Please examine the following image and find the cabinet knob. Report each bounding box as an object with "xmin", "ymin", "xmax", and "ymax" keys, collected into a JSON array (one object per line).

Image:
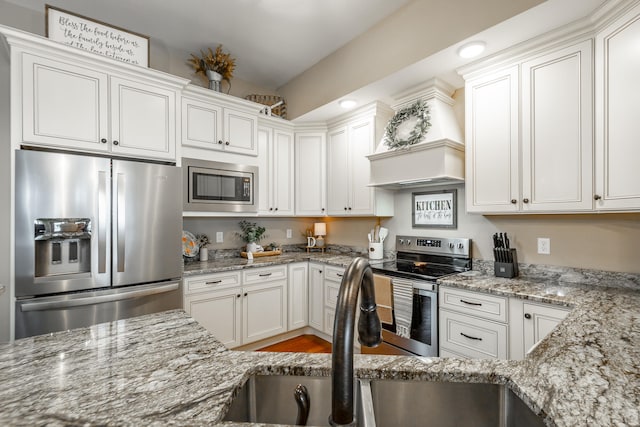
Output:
[
  {"xmin": 321, "ymin": 208, "xmax": 325, "ymax": 212},
  {"xmin": 344, "ymin": 207, "xmax": 347, "ymax": 211},
  {"xmin": 524, "ymin": 313, "xmax": 532, "ymax": 319},
  {"xmin": 348, "ymin": 207, "xmax": 352, "ymax": 210},
  {"xmin": 523, "ymin": 198, "xmax": 529, "ymax": 204},
  {"xmin": 218, "ymin": 140, "xmax": 223, "ymax": 145},
  {"xmin": 594, "ymin": 194, "xmax": 602, "ymax": 201},
  {"xmin": 319, "ymin": 270, "xmax": 323, "ymax": 274},
  {"xmin": 269, "ymin": 208, "xmax": 273, "ymax": 211},
  {"xmin": 113, "ymin": 140, "xmax": 119, "ymax": 146},
  {"xmin": 511, "ymin": 199, "xmax": 517, "ymax": 204},
  {"xmin": 225, "ymin": 141, "xmax": 230, "ymax": 146},
  {"xmin": 275, "ymin": 207, "xmax": 278, "ymax": 211},
  {"xmin": 236, "ymin": 294, "xmax": 241, "ymax": 298},
  {"xmin": 101, "ymin": 138, "xmax": 107, "ymax": 144},
  {"xmin": 244, "ymin": 292, "xmax": 248, "ymax": 297}
]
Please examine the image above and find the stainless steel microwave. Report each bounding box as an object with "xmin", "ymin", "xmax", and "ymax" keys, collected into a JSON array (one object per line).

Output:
[{"xmin": 182, "ymin": 158, "xmax": 258, "ymax": 212}]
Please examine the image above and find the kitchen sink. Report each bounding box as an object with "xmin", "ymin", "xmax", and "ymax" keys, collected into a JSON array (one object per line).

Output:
[
  {"xmin": 223, "ymin": 375, "xmax": 545, "ymax": 427},
  {"xmin": 368, "ymin": 379, "xmax": 545, "ymax": 427}
]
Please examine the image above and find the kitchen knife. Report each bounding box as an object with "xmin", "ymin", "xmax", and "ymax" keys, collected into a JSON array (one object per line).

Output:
[{"xmin": 504, "ymin": 232, "xmax": 510, "ymax": 249}]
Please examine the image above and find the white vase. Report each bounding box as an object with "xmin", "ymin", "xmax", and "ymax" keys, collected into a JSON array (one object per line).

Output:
[
  {"xmin": 246, "ymin": 242, "xmax": 259, "ymax": 253},
  {"xmin": 200, "ymin": 247, "xmax": 208, "ymax": 261}
]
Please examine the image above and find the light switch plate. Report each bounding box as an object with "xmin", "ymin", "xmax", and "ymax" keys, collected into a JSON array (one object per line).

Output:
[
  {"xmin": 216, "ymin": 232, "xmax": 223, "ymax": 243},
  {"xmin": 286, "ymin": 229, "xmax": 292, "ymax": 239}
]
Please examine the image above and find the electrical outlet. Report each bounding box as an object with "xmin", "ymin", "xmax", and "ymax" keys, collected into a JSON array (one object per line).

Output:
[
  {"xmin": 216, "ymin": 232, "xmax": 223, "ymax": 243},
  {"xmin": 286, "ymin": 229, "xmax": 292, "ymax": 239},
  {"xmin": 537, "ymin": 238, "xmax": 550, "ymax": 255}
]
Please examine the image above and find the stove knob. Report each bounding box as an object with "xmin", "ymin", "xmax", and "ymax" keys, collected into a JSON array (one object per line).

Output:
[
  {"xmin": 449, "ymin": 243, "xmax": 454, "ymax": 249},
  {"xmin": 398, "ymin": 239, "xmax": 405, "ymax": 245},
  {"xmin": 406, "ymin": 240, "xmax": 411, "ymax": 245},
  {"xmin": 458, "ymin": 243, "xmax": 465, "ymax": 249}
]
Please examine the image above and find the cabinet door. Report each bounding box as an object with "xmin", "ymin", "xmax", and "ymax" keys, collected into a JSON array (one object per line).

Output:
[
  {"xmin": 110, "ymin": 76, "xmax": 176, "ymax": 161},
  {"xmin": 181, "ymin": 96, "xmax": 223, "ymax": 150},
  {"xmin": 243, "ymin": 280, "xmax": 287, "ymax": 344},
  {"xmin": 522, "ymin": 302, "xmax": 569, "ymax": 355},
  {"xmin": 327, "ymin": 127, "xmax": 350, "ymax": 215},
  {"xmin": 223, "ymin": 107, "xmax": 258, "ymax": 156},
  {"xmin": 465, "ymin": 66, "xmax": 520, "ymax": 213},
  {"xmin": 272, "ymin": 129, "xmax": 295, "ymax": 215},
  {"xmin": 257, "ymin": 127, "xmax": 272, "ymax": 214},
  {"xmin": 308, "ymin": 263, "xmax": 324, "ymax": 330},
  {"xmin": 184, "ymin": 287, "xmax": 242, "ymax": 348},
  {"xmin": 22, "ymin": 53, "xmax": 109, "ymax": 152},
  {"xmin": 288, "ymin": 263, "xmax": 309, "ymax": 330},
  {"xmin": 348, "ymin": 119, "xmax": 375, "ymax": 215},
  {"xmin": 521, "ymin": 40, "xmax": 593, "ymax": 211},
  {"xmin": 295, "ymin": 132, "xmax": 327, "ymax": 216},
  {"xmin": 595, "ymin": 3, "xmax": 640, "ymax": 210}
]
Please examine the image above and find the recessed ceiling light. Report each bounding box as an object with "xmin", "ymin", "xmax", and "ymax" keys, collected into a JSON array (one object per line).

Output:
[
  {"xmin": 339, "ymin": 99, "xmax": 357, "ymax": 109},
  {"xmin": 457, "ymin": 41, "xmax": 486, "ymax": 59}
]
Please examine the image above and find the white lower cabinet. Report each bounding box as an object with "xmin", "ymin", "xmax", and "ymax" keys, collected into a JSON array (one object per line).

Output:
[
  {"xmin": 184, "ymin": 266, "xmax": 288, "ymax": 348},
  {"xmin": 288, "ymin": 263, "xmax": 309, "ymax": 330},
  {"xmin": 323, "ymin": 265, "xmax": 345, "ymax": 336},
  {"xmin": 439, "ymin": 286, "xmax": 571, "ymax": 360},
  {"xmin": 308, "ymin": 263, "xmax": 325, "ymax": 331}
]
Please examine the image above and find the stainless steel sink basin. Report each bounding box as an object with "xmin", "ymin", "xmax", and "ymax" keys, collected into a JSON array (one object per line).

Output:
[
  {"xmin": 223, "ymin": 375, "xmax": 545, "ymax": 427},
  {"xmin": 223, "ymin": 375, "xmax": 365, "ymax": 426},
  {"xmin": 368, "ymin": 379, "xmax": 545, "ymax": 427}
]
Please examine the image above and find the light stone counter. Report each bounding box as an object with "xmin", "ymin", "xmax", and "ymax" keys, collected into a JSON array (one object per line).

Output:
[{"xmin": 0, "ymin": 270, "xmax": 638, "ymax": 426}]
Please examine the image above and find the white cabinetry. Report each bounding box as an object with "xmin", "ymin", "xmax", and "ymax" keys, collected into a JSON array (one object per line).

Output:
[
  {"xmin": 183, "ymin": 265, "xmax": 287, "ymax": 348},
  {"xmin": 327, "ymin": 109, "xmax": 393, "ymax": 216},
  {"xmin": 308, "ymin": 262, "xmax": 325, "ymax": 331},
  {"xmin": 464, "ymin": 39, "xmax": 593, "ymax": 213},
  {"xmin": 181, "ymin": 86, "xmax": 259, "ymax": 156},
  {"xmin": 594, "ymin": 2, "xmax": 640, "ymax": 210},
  {"xmin": 323, "ymin": 265, "xmax": 345, "ymax": 336},
  {"xmin": 258, "ymin": 121, "xmax": 294, "ymax": 215},
  {"xmin": 21, "ymin": 53, "xmax": 178, "ymax": 161},
  {"xmin": 439, "ymin": 287, "xmax": 509, "ymax": 359},
  {"xmin": 295, "ymin": 130, "xmax": 327, "ymax": 216},
  {"xmin": 288, "ymin": 263, "xmax": 309, "ymax": 330}
]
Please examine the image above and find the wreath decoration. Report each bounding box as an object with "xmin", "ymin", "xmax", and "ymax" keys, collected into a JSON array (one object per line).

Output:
[{"xmin": 382, "ymin": 99, "xmax": 431, "ymax": 150}]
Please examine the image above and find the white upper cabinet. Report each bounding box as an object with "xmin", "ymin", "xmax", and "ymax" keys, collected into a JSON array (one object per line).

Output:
[
  {"xmin": 181, "ymin": 86, "xmax": 260, "ymax": 156},
  {"xmin": 20, "ymin": 52, "xmax": 179, "ymax": 161},
  {"xmin": 465, "ymin": 66, "xmax": 520, "ymax": 213},
  {"xmin": 258, "ymin": 122, "xmax": 295, "ymax": 216},
  {"xmin": 464, "ymin": 39, "xmax": 593, "ymax": 213},
  {"xmin": 295, "ymin": 130, "xmax": 327, "ymax": 216},
  {"xmin": 595, "ymin": 2, "xmax": 640, "ymax": 210},
  {"xmin": 520, "ymin": 40, "xmax": 593, "ymax": 212},
  {"xmin": 326, "ymin": 106, "xmax": 394, "ymax": 217}
]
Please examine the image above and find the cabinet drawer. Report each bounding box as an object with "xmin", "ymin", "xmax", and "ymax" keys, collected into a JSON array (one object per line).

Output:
[
  {"xmin": 439, "ymin": 287, "xmax": 508, "ymax": 322},
  {"xmin": 243, "ymin": 265, "xmax": 287, "ymax": 285},
  {"xmin": 184, "ymin": 271, "xmax": 241, "ymax": 295},
  {"xmin": 324, "ymin": 265, "xmax": 346, "ymax": 283},
  {"xmin": 325, "ymin": 280, "xmax": 341, "ymax": 309},
  {"xmin": 439, "ymin": 309, "xmax": 507, "ymax": 360}
]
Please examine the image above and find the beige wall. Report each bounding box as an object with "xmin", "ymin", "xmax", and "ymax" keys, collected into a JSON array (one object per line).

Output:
[
  {"xmin": 278, "ymin": 0, "xmax": 544, "ymax": 119},
  {"xmin": 0, "ymin": 0, "xmax": 276, "ymax": 99},
  {"xmin": 383, "ymin": 184, "xmax": 640, "ymax": 274}
]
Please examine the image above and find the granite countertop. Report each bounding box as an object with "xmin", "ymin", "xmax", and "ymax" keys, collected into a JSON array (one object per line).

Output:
[{"xmin": 0, "ymin": 273, "xmax": 638, "ymax": 426}]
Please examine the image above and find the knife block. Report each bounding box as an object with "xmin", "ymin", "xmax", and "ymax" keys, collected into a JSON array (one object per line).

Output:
[{"xmin": 494, "ymin": 249, "xmax": 519, "ymax": 278}]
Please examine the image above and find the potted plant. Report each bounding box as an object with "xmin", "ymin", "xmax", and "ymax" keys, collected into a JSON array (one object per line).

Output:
[
  {"xmin": 188, "ymin": 45, "xmax": 236, "ymax": 92},
  {"xmin": 236, "ymin": 220, "xmax": 266, "ymax": 253}
]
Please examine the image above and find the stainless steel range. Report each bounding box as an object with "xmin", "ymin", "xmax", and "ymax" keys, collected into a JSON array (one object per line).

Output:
[{"xmin": 366, "ymin": 235, "xmax": 472, "ymax": 357}]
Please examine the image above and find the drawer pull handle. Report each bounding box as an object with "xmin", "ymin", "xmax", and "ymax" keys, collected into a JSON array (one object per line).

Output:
[
  {"xmin": 336, "ymin": 273, "xmax": 344, "ymax": 278},
  {"xmin": 460, "ymin": 332, "xmax": 483, "ymax": 341},
  {"xmin": 460, "ymin": 299, "xmax": 482, "ymax": 306},
  {"xmin": 259, "ymin": 273, "xmax": 272, "ymax": 277},
  {"xmin": 206, "ymin": 280, "xmax": 222, "ymax": 285}
]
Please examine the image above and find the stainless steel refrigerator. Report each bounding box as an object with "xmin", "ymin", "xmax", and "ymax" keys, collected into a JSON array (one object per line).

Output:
[{"xmin": 15, "ymin": 150, "xmax": 182, "ymax": 338}]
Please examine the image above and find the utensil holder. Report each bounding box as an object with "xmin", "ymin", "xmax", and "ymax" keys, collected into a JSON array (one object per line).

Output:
[
  {"xmin": 494, "ymin": 248, "xmax": 519, "ymax": 278},
  {"xmin": 369, "ymin": 242, "xmax": 383, "ymax": 260}
]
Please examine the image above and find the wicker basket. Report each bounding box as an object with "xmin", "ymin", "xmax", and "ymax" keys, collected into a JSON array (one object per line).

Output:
[{"xmin": 245, "ymin": 94, "xmax": 287, "ymax": 119}]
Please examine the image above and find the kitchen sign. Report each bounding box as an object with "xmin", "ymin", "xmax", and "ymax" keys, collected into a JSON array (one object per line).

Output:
[
  {"xmin": 45, "ymin": 5, "xmax": 150, "ymax": 67},
  {"xmin": 412, "ymin": 189, "xmax": 457, "ymax": 229}
]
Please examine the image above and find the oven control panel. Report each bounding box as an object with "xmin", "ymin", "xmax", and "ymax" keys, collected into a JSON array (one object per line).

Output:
[{"xmin": 396, "ymin": 235, "xmax": 471, "ymax": 257}]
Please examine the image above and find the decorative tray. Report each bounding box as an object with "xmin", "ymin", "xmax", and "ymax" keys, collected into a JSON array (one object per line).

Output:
[{"xmin": 240, "ymin": 249, "xmax": 282, "ymax": 258}]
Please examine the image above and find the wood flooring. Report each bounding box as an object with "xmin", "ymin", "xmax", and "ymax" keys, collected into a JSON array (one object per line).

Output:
[{"xmin": 257, "ymin": 335, "xmax": 332, "ymax": 354}]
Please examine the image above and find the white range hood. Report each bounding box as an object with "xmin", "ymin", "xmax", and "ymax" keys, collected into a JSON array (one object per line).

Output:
[{"xmin": 368, "ymin": 79, "xmax": 465, "ymax": 189}]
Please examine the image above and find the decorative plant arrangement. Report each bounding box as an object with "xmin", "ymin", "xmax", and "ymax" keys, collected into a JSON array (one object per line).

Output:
[
  {"xmin": 196, "ymin": 233, "xmax": 210, "ymax": 249},
  {"xmin": 236, "ymin": 220, "xmax": 267, "ymax": 244},
  {"xmin": 382, "ymin": 99, "xmax": 431, "ymax": 150},
  {"xmin": 188, "ymin": 44, "xmax": 236, "ymax": 91}
]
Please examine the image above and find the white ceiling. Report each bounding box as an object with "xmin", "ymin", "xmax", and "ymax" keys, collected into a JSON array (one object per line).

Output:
[
  {"xmin": 7, "ymin": 0, "xmax": 608, "ymax": 122},
  {"xmin": 8, "ymin": 0, "xmax": 413, "ymax": 88}
]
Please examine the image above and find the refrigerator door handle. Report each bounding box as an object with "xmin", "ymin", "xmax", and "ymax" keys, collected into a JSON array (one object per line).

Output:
[
  {"xmin": 98, "ymin": 170, "xmax": 108, "ymax": 274},
  {"xmin": 116, "ymin": 172, "xmax": 126, "ymax": 272},
  {"xmin": 18, "ymin": 282, "xmax": 180, "ymax": 312}
]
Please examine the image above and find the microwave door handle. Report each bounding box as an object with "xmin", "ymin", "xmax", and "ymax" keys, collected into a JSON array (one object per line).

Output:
[
  {"xmin": 116, "ymin": 172, "xmax": 125, "ymax": 273},
  {"xmin": 98, "ymin": 171, "xmax": 108, "ymax": 273}
]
